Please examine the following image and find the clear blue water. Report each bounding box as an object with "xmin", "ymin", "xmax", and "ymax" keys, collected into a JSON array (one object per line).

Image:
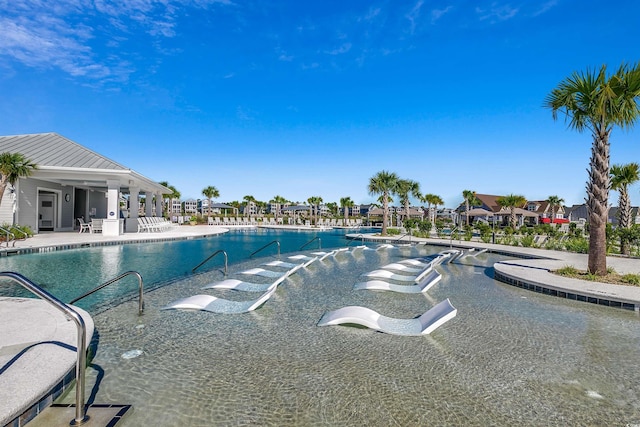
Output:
[
  {"xmin": 0, "ymin": 228, "xmax": 372, "ymax": 311},
  {"xmin": 4, "ymin": 230, "xmax": 640, "ymax": 424}
]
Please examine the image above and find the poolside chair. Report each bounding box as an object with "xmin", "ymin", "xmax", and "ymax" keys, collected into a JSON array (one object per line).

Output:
[
  {"xmin": 162, "ymin": 283, "xmax": 279, "ymax": 314},
  {"xmin": 317, "ymin": 298, "xmax": 457, "ymax": 336},
  {"xmin": 91, "ymin": 218, "xmax": 103, "ymax": 233},
  {"xmin": 354, "ymin": 269, "xmax": 442, "ymax": 293},
  {"xmin": 77, "ymin": 217, "xmax": 91, "ymax": 233}
]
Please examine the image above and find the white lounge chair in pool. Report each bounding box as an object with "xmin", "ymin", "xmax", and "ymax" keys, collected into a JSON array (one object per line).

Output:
[
  {"xmin": 317, "ymin": 298, "xmax": 457, "ymax": 336},
  {"xmin": 376, "ymin": 244, "xmax": 395, "ymax": 250},
  {"xmin": 379, "ymin": 262, "xmax": 426, "ymax": 274},
  {"xmin": 204, "ymin": 263, "xmax": 304, "ymax": 292},
  {"xmin": 364, "ymin": 265, "xmax": 434, "ymax": 283},
  {"xmin": 162, "ymin": 283, "xmax": 279, "ymax": 314},
  {"xmin": 354, "ymin": 269, "xmax": 442, "ymax": 293}
]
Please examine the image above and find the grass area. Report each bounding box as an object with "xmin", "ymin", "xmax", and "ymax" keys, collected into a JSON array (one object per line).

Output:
[{"xmin": 554, "ymin": 265, "xmax": 640, "ymax": 286}]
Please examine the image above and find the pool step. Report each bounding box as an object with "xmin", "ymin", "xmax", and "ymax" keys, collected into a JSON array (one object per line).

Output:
[{"xmin": 24, "ymin": 404, "xmax": 132, "ymax": 427}]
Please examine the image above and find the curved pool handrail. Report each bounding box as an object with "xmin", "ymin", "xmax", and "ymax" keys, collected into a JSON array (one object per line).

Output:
[
  {"xmin": 299, "ymin": 236, "xmax": 321, "ymax": 251},
  {"xmin": 249, "ymin": 240, "xmax": 280, "ymax": 258},
  {"xmin": 69, "ymin": 271, "xmax": 145, "ymax": 315},
  {"xmin": 0, "ymin": 226, "xmax": 16, "ymax": 247},
  {"xmin": 0, "ymin": 271, "xmax": 89, "ymax": 425},
  {"xmin": 192, "ymin": 250, "xmax": 228, "ymax": 275}
]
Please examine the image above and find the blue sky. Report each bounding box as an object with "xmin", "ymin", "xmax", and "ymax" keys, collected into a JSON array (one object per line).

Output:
[{"xmin": 1, "ymin": 0, "xmax": 639, "ymax": 209}]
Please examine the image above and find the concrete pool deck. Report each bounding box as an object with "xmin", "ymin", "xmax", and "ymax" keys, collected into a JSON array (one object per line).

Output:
[{"xmin": 1, "ymin": 226, "xmax": 639, "ymax": 426}]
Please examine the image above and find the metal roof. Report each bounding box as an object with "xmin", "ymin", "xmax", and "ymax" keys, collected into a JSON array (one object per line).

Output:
[
  {"xmin": 0, "ymin": 132, "xmax": 168, "ymax": 193},
  {"xmin": 0, "ymin": 132, "xmax": 127, "ymax": 170}
]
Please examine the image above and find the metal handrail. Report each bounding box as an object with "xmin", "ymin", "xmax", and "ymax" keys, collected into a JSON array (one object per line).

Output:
[
  {"xmin": 249, "ymin": 240, "xmax": 280, "ymax": 258},
  {"xmin": 0, "ymin": 226, "xmax": 16, "ymax": 247},
  {"xmin": 347, "ymin": 234, "xmax": 366, "ymax": 246},
  {"xmin": 449, "ymin": 226, "xmax": 460, "ymax": 248},
  {"xmin": 394, "ymin": 232, "xmax": 413, "ymax": 243},
  {"xmin": 300, "ymin": 237, "xmax": 321, "ymax": 251},
  {"xmin": 0, "ymin": 272, "xmax": 89, "ymax": 425},
  {"xmin": 10, "ymin": 227, "xmax": 28, "ymax": 241},
  {"xmin": 69, "ymin": 271, "xmax": 144, "ymax": 315},
  {"xmin": 192, "ymin": 250, "xmax": 228, "ymax": 275}
]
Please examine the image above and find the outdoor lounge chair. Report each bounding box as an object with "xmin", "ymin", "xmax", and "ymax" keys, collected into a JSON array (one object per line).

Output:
[
  {"xmin": 91, "ymin": 218, "xmax": 103, "ymax": 233},
  {"xmin": 354, "ymin": 269, "xmax": 442, "ymax": 293},
  {"xmin": 162, "ymin": 283, "xmax": 279, "ymax": 313},
  {"xmin": 77, "ymin": 218, "xmax": 92, "ymax": 233},
  {"xmin": 363, "ymin": 266, "xmax": 434, "ymax": 283},
  {"xmin": 317, "ymin": 298, "xmax": 457, "ymax": 336}
]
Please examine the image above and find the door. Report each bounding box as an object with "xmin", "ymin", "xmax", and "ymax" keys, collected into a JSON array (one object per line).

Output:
[{"xmin": 39, "ymin": 194, "xmax": 56, "ymax": 231}]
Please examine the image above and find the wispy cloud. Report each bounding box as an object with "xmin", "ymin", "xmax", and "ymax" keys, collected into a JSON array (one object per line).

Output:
[
  {"xmin": 532, "ymin": 0, "xmax": 558, "ymax": 17},
  {"xmin": 0, "ymin": 0, "xmax": 233, "ymax": 86},
  {"xmin": 324, "ymin": 43, "xmax": 352, "ymax": 56},
  {"xmin": 431, "ymin": 6, "xmax": 453, "ymax": 24},
  {"xmin": 406, "ymin": 0, "xmax": 425, "ymax": 34},
  {"xmin": 476, "ymin": 3, "xmax": 519, "ymax": 23}
]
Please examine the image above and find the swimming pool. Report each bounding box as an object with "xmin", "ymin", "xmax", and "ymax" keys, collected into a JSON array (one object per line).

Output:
[
  {"xmin": 3, "ymin": 232, "xmax": 640, "ymax": 425},
  {"xmin": 52, "ymin": 244, "xmax": 640, "ymax": 425},
  {"xmin": 0, "ymin": 228, "xmax": 365, "ymax": 311}
]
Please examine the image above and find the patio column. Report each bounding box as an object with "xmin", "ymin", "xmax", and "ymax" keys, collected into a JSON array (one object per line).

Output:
[
  {"xmin": 145, "ymin": 192, "xmax": 153, "ymax": 217},
  {"xmin": 155, "ymin": 192, "xmax": 163, "ymax": 218},
  {"xmin": 103, "ymin": 180, "xmax": 122, "ymax": 236},
  {"xmin": 127, "ymin": 187, "xmax": 140, "ymax": 233}
]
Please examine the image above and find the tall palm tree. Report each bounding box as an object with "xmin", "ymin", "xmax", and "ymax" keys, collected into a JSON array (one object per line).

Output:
[
  {"xmin": 610, "ymin": 162, "xmax": 640, "ymax": 255},
  {"xmin": 202, "ymin": 186, "xmax": 219, "ymax": 218},
  {"xmin": 462, "ymin": 190, "xmax": 481, "ymax": 226},
  {"xmin": 545, "ymin": 195, "xmax": 565, "ymax": 224},
  {"xmin": 159, "ymin": 181, "xmax": 181, "ymax": 216},
  {"xmin": 497, "ymin": 194, "xmax": 527, "ymax": 229},
  {"xmin": 307, "ymin": 196, "xmax": 323, "ymax": 225},
  {"xmin": 422, "ymin": 193, "xmax": 443, "ymax": 223},
  {"xmin": 546, "ymin": 63, "xmax": 640, "ymax": 275},
  {"xmin": 396, "ymin": 179, "xmax": 421, "ymax": 225},
  {"xmin": 368, "ymin": 171, "xmax": 399, "ymax": 236},
  {"xmin": 0, "ymin": 152, "xmax": 38, "ymax": 210},
  {"xmin": 340, "ymin": 196, "xmax": 354, "ymax": 224}
]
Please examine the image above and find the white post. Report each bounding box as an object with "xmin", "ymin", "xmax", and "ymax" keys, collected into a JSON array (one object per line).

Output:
[
  {"xmin": 155, "ymin": 192, "xmax": 163, "ymax": 218},
  {"xmin": 145, "ymin": 192, "xmax": 153, "ymax": 218},
  {"xmin": 127, "ymin": 187, "xmax": 140, "ymax": 233},
  {"xmin": 103, "ymin": 180, "xmax": 122, "ymax": 236}
]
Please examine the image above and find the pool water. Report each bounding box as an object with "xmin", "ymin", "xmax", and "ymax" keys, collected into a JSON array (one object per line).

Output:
[
  {"xmin": 57, "ymin": 244, "xmax": 640, "ymax": 426},
  {"xmin": 0, "ymin": 228, "xmax": 365, "ymax": 311}
]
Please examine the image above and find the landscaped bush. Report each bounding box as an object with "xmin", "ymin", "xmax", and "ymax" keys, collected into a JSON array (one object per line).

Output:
[
  {"xmin": 463, "ymin": 225, "xmax": 473, "ymax": 241},
  {"xmin": 563, "ymin": 237, "xmax": 589, "ymax": 253},
  {"xmin": 621, "ymin": 274, "xmax": 640, "ymax": 286},
  {"xmin": 544, "ymin": 238, "xmax": 564, "ymax": 251},
  {"xmin": 520, "ymin": 234, "xmax": 535, "ymax": 247}
]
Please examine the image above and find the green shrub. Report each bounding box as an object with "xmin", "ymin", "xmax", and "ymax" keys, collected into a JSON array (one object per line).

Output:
[
  {"xmin": 621, "ymin": 274, "xmax": 640, "ymax": 286},
  {"xmin": 555, "ymin": 265, "xmax": 579, "ymax": 276},
  {"xmin": 520, "ymin": 234, "xmax": 535, "ymax": 247},
  {"xmin": 563, "ymin": 237, "xmax": 589, "ymax": 254}
]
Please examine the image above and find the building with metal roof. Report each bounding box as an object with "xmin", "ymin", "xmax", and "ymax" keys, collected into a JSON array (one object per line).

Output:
[{"xmin": 0, "ymin": 133, "xmax": 170, "ymax": 235}]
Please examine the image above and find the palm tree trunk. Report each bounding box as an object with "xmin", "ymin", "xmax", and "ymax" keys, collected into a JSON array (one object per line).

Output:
[
  {"xmin": 619, "ymin": 187, "xmax": 631, "ymax": 255},
  {"xmin": 382, "ymin": 195, "xmax": 389, "ymax": 236},
  {"xmin": 586, "ymin": 130, "xmax": 611, "ymax": 275}
]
